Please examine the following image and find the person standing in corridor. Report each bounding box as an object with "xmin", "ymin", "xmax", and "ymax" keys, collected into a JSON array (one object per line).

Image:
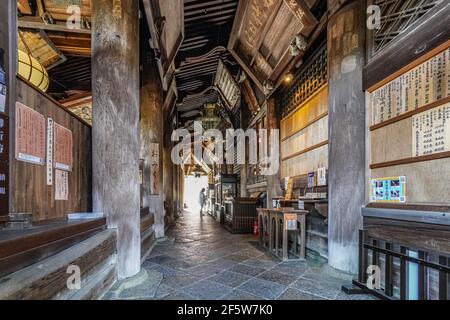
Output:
[{"xmin": 199, "ymin": 188, "xmax": 206, "ymax": 217}]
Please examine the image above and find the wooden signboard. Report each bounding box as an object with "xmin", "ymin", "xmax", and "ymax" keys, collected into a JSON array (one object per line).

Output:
[
  {"xmin": 15, "ymin": 102, "xmax": 46, "ymax": 165},
  {"xmin": 54, "ymin": 122, "xmax": 73, "ymax": 172},
  {"xmin": 150, "ymin": 143, "xmax": 160, "ymax": 195},
  {"xmin": 285, "ymin": 177, "xmax": 294, "ymax": 200},
  {"xmin": 214, "ymin": 60, "xmax": 240, "ymax": 111},
  {"xmin": 0, "ymin": 113, "xmax": 8, "ymax": 163},
  {"xmin": 228, "ymin": 0, "xmax": 317, "ymax": 94},
  {"xmin": 143, "ymin": 0, "xmax": 184, "ymax": 91},
  {"xmin": 412, "ymin": 103, "xmax": 450, "ymax": 157},
  {"xmin": 0, "ymin": 161, "xmax": 8, "ymax": 216}
]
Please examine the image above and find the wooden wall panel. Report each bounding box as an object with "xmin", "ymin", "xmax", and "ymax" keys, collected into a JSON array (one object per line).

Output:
[
  {"xmin": 371, "ymin": 117, "xmax": 412, "ymax": 164},
  {"xmin": 281, "ymin": 86, "xmax": 328, "ymax": 140},
  {"xmin": 281, "ymin": 115, "xmax": 328, "ymax": 159},
  {"xmin": 281, "ymin": 144, "xmax": 328, "ymax": 179},
  {"xmin": 12, "ymin": 79, "xmax": 92, "ymax": 221},
  {"xmin": 371, "ymin": 158, "xmax": 450, "ymax": 205}
]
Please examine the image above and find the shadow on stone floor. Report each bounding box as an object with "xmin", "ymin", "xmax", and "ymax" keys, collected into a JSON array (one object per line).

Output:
[{"xmin": 104, "ymin": 211, "xmax": 377, "ymax": 301}]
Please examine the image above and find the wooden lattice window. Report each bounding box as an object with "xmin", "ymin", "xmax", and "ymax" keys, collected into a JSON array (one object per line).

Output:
[
  {"xmin": 369, "ymin": 0, "xmax": 441, "ymax": 57},
  {"xmin": 280, "ymin": 48, "xmax": 327, "ymax": 118}
]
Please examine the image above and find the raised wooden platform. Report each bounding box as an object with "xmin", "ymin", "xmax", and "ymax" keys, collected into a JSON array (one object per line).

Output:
[
  {"xmin": 0, "ymin": 218, "xmax": 106, "ymax": 278},
  {"xmin": 0, "ymin": 229, "xmax": 117, "ymax": 300}
]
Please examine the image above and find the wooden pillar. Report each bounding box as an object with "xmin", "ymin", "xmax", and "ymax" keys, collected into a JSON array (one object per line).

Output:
[
  {"xmin": 163, "ymin": 143, "xmax": 174, "ymax": 225},
  {"xmin": 140, "ymin": 50, "xmax": 164, "ymax": 239},
  {"xmin": 1, "ymin": 0, "xmax": 17, "ymax": 217},
  {"xmin": 266, "ymin": 98, "xmax": 282, "ymax": 208},
  {"xmin": 327, "ymin": 0, "xmax": 366, "ymax": 274},
  {"xmin": 92, "ymin": 0, "xmax": 140, "ymax": 279}
]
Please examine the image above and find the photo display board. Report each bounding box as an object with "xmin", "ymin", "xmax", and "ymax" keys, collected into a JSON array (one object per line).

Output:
[
  {"xmin": 370, "ymin": 176, "xmax": 406, "ymax": 203},
  {"xmin": 15, "ymin": 102, "xmax": 46, "ymax": 165}
]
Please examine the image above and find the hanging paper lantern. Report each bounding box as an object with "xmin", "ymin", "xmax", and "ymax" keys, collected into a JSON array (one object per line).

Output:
[{"xmin": 18, "ymin": 49, "xmax": 49, "ymax": 92}]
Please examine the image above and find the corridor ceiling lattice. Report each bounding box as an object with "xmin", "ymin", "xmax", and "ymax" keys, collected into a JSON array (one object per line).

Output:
[{"xmin": 370, "ymin": 0, "xmax": 441, "ymax": 57}]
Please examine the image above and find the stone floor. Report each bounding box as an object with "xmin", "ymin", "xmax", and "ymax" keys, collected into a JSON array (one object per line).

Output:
[{"xmin": 104, "ymin": 210, "xmax": 376, "ymax": 300}]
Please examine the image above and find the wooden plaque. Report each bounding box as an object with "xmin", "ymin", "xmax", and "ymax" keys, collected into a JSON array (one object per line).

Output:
[
  {"xmin": 228, "ymin": 0, "xmax": 317, "ymax": 94},
  {"xmin": 150, "ymin": 143, "xmax": 160, "ymax": 195}
]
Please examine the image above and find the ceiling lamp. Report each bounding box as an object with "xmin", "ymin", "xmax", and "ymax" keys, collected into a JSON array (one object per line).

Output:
[{"xmin": 18, "ymin": 49, "xmax": 49, "ymax": 92}]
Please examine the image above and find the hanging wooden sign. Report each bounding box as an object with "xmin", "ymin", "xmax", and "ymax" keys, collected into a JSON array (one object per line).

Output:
[
  {"xmin": 54, "ymin": 122, "xmax": 73, "ymax": 172},
  {"xmin": 228, "ymin": 0, "xmax": 317, "ymax": 94},
  {"xmin": 15, "ymin": 102, "xmax": 46, "ymax": 165},
  {"xmin": 46, "ymin": 118, "xmax": 54, "ymax": 185},
  {"xmin": 149, "ymin": 143, "xmax": 160, "ymax": 195},
  {"xmin": 214, "ymin": 60, "xmax": 241, "ymax": 111}
]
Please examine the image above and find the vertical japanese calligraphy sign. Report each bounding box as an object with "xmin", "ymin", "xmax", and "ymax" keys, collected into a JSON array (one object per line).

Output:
[
  {"xmin": 150, "ymin": 143, "xmax": 160, "ymax": 195},
  {"xmin": 54, "ymin": 122, "xmax": 73, "ymax": 172},
  {"xmin": 55, "ymin": 169, "xmax": 69, "ymax": 201},
  {"xmin": 15, "ymin": 102, "xmax": 46, "ymax": 165},
  {"xmin": 0, "ymin": 113, "xmax": 8, "ymax": 216}
]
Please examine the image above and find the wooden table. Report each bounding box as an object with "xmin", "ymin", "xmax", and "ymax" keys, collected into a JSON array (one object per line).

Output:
[{"xmin": 258, "ymin": 208, "xmax": 308, "ymax": 261}]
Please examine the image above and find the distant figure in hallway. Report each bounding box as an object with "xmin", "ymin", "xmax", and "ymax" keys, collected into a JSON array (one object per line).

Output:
[{"xmin": 199, "ymin": 188, "xmax": 206, "ymax": 216}]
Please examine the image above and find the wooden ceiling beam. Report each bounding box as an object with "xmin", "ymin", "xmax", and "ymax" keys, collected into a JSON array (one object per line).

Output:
[{"xmin": 18, "ymin": 18, "xmax": 91, "ymax": 34}]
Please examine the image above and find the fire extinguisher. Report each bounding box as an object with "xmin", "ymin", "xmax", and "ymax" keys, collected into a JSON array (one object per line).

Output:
[{"xmin": 253, "ymin": 219, "xmax": 259, "ymax": 236}]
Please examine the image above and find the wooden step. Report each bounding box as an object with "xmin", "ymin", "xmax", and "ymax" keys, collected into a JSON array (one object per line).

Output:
[
  {"xmin": 0, "ymin": 229, "xmax": 117, "ymax": 300},
  {"xmin": 0, "ymin": 218, "xmax": 106, "ymax": 278}
]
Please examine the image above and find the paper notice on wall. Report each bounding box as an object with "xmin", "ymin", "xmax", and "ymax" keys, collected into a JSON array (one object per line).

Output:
[
  {"xmin": 370, "ymin": 176, "xmax": 406, "ymax": 203},
  {"xmin": 412, "ymin": 103, "xmax": 450, "ymax": 157},
  {"xmin": 55, "ymin": 169, "xmax": 69, "ymax": 201},
  {"xmin": 46, "ymin": 118, "xmax": 54, "ymax": 185},
  {"xmin": 0, "ymin": 69, "xmax": 6, "ymax": 113},
  {"xmin": 54, "ymin": 122, "xmax": 73, "ymax": 172},
  {"xmin": 317, "ymin": 167, "xmax": 327, "ymax": 186},
  {"xmin": 15, "ymin": 102, "xmax": 46, "ymax": 165}
]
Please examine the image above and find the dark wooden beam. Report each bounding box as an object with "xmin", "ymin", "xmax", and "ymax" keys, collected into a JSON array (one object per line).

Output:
[{"xmin": 363, "ymin": 1, "xmax": 450, "ymax": 91}]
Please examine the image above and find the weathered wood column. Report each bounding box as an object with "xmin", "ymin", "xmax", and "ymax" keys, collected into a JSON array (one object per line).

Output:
[
  {"xmin": 1, "ymin": 0, "xmax": 17, "ymax": 218},
  {"xmin": 327, "ymin": 0, "xmax": 366, "ymax": 274},
  {"xmin": 266, "ymin": 98, "xmax": 282, "ymax": 208},
  {"xmin": 140, "ymin": 50, "xmax": 164, "ymax": 239},
  {"xmin": 92, "ymin": 0, "xmax": 141, "ymax": 279}
]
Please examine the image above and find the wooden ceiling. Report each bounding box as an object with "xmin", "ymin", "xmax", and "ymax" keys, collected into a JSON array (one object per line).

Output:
[{"xmin": 17, "ymin": 0, "xmax": 92, "ymax": 99}]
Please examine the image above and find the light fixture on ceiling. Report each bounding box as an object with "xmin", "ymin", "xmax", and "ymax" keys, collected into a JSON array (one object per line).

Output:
[
  {"xmin": 284, "ymin": 72, "xmax": 294, "ymax": 84},
  {"xmin": 18, "ymin": 49, "xmax": 49, "ymax": 92}
]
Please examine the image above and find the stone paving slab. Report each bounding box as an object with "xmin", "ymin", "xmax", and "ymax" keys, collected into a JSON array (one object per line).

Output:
[{"xmin": 104, "ymin": 210, "xmax": 378, "ymax": 301}]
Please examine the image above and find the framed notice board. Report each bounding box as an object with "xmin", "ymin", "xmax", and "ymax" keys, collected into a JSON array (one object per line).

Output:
[
  {"xmin": 54, "ymin": 122, "xmax": 73, "ymax": 172},
  {"xmin": 15, "ymin": 102, "xmax": 45, "ymax": 165}
]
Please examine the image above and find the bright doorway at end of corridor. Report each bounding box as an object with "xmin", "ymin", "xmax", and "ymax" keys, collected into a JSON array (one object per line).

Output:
[{"xmin": 184, "ymin": 175, "xmax": 208, "ymax": 215}]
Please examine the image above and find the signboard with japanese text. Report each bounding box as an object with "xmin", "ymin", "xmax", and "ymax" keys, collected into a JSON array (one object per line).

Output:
[
  {"xmin": 149, "ymin": 143, "xmax": 160, "ymax": 195},
  {"xmin": 15, "ymin": 102, "xmax": 45, "ymax": 165},
  {"xmin": 54, "ymin": 122, "xmax": 73, "ymax": 172},
  {"xmin": 55, "ymin": 169, "xmax": 69, "ymax": 201},
  {"xmin": 284, "ymin": 213, "xmax": 298, "ymax": 231},
  {"xmin": 412, "ymin": 103, "xmax": 450, "ymax": 157}
]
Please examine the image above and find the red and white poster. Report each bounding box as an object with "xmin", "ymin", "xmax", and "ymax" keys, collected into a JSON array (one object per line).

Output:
[
  {"xmin": 54, "ymin": 122, "xmax": 73, "ymax": 172},
  {"xmin": 150, "ymin": 143, "xmax": 160, "ymax": 195},
  {"xmin": 15, "ymin": 102, "xmax": 46, "ymax": 165}
]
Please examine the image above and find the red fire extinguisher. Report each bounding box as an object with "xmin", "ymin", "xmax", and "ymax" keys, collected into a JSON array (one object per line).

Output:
[{"xmin": 253, "ymin": 219, "xmax": 259, "ymax": 236}]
